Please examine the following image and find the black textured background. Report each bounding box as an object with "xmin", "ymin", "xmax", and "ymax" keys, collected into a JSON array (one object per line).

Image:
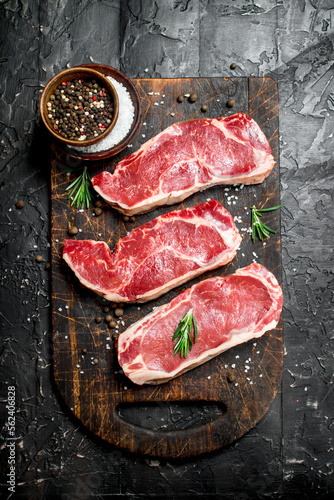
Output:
[{"xmin": 0, "ymin": 1, "xmax": 333, "ymax": 498}]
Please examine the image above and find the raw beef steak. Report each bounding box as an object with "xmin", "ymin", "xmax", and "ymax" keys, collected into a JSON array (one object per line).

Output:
[
  {"xmin": 63, "ymin": 200, "xmax": 241, "ymax": 303},
  {"xmin": 117, "ymin": 264, "xmax": 283, "ymax": 385},
  {"xmin": 92, "ymin": 113, "xmax": 275, "ymax": 215}
]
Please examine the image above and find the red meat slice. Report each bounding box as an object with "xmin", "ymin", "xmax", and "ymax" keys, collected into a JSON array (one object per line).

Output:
[
  {"xmin": 92, "ymin": 113, "xmax": 275, "ymax": 215},
  {"xmin": 62, "ymin": 200, "xmax": 241, "ymax": 303},
  {"xmin": 117, "ymin": 264, "xmax": 283, "ymax": 385}
]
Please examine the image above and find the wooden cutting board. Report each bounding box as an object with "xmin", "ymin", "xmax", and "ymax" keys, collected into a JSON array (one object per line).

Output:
[{"xmin": 51, "ymin": 77, "xmax": 282, "ymax": 458}]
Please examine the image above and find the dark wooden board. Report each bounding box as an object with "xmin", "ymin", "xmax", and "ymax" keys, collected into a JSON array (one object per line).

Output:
[{"xmin": 51, "ymin": 77, "xmax": 282, "ymax": 458}]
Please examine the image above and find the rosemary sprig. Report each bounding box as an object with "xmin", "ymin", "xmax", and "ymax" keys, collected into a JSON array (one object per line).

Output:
[
  {"xmin": 65, "ymin": 166, "xmax": 94, "ymax": 209},
  {"xmin": 172, "ymin": 308, "xmax": 198, "ymax": 359},
  {"xmin": 251, "ymin": 204, "xmax": 282, "ymax": 243}
]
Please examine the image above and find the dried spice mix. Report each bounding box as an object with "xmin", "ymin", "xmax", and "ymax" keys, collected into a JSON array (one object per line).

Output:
[{"xmin": 47, "ymin": 78, "xmax": 114, "ymax": 141}]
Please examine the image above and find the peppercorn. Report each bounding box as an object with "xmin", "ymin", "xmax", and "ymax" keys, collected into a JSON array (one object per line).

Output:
[
  {"xmin": 122, "ymin": 215, "xmax": 129, "ymax": 222},
  {"xmin": 35, "ymin": 255, "xmax": 43, "ymax": 263},
  {"xmin": 95, "ymin": 317, "xmax": 102, "ymax": 324},
  {"xmin": 105, "ymin": 314, "xmax": 113, "ymax": 323},
  {"xmin": 82, "ymin": 348, "xmax": 87, "ymax": 354},
  {"xmin": 94, "ymin": 207, "xmax": 102, "ymax": 216},
  {"xmin": 115, "ymin": 308, "xmax": 123, "ymax": 317},
  {"xmin": 189, "ymin": 93, "xmax": 197, "ymax": 103},
  {"xmin": 95, "ymin": 200, "xmax": 103, "ymax": 208},
  {"xmin": 177, "ymin": 95, "xmax": 184, "ymax": 103},
  {"xmin": 45, "ymin": 262, "xmax": 51, "ymax": 270},
  {"xmin": 129, "ymin": 216, "xmax": 136, "ymax": 222},
  {"xmin": 103, "ymin": 306, "xmax": 110, "ymax": 313},
  {"xmin": 230, "ymin": 63, "xmax": 237, "ymax": 70},
  {"xmin": 226, "ymin": 99, "xmax": 235, "ymax": 108},
  {"xmin": 227, "ymin": 374, "xmax": 236, "ymax": 383},
  {"xmin": 68, "ymin": 226, "xmax": 78, "ymax": 235},
  {"xmin": 201, "ymin": 104, "xmax": 208, "ymax": 112},
  {"xmin": 109, "ymin": 320, "xmax": 117, "ymax": 328},
  {"xmin": 15, "ymin": 200, "xmax": 24, "ymax": 209},
  {"xmin": 93, "ymin": 358, "xmax": 99, "ymax": 364}
]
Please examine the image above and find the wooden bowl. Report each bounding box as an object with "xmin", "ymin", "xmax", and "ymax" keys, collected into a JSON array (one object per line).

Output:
[
  {"xmin": 40, "ymin": 67, "xmax": 119, "ymax": 147},
  {"xmin": 61, "ymin": 64, "xmax": 142, "ymax": 160}
]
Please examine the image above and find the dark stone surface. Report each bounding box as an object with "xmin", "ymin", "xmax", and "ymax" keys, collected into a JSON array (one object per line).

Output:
[{"xmin": 0, "ymin": 0, "xmax": 333, "ymax": 498}]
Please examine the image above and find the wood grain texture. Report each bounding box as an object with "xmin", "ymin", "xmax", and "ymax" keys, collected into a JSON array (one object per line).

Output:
[{"xmin": 51, "ymin": 77, "xmax": 281, "ymax": 458}]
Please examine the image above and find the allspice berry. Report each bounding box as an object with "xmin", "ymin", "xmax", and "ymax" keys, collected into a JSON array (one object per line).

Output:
[{"xmin": 68, "ymin": 226, "xmax": 78, "ymax": 236}]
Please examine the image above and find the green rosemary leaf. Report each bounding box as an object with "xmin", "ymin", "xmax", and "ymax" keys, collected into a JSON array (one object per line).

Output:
[
  {"xmin": 66, "ymin": 166, "xmax": 94, "ymax": 210},
  {"xmin": 251, "ymin": 204, "xmax": 281, "ymax": 243},
  {"xmin": 172, "ymin": 309, "xmax": 198, "ymax": 359},
  {"xmin": 256, "ymin": 205, "xmax": 282, "ymax": 213}
]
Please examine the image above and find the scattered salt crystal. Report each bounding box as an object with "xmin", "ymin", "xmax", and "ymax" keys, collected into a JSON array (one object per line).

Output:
[
  {"xmin": 137, "ymin": 307, "xmax": 141, "ymax": 310},
  {"xmin": 154, "ymin": 102, "xmax": 159, "ymax": 106},
  {"xmin": 144, "ymin": 68, "xmax": 149, "ymax": 72},
  {"xmin": 58, "ymin": 308, "xmax": 62, "ymax": 312},
  {"xmin": 106, "ymin": 345, "xmax": 110, "ymax": 350},
  {"xmin": 231, "ymin": 363, "xmax": 236, "ymax": 368},
  {"xmin": 253, "ymin": 343, "xmax": 257, "ymax": 346},
  {"xmin": 170, "ymin": 112, "xmax": 175, "ymax": 116},
  {"xmin": 65, "ymin": 305, "xmax": 69, "ymax": 309},
  {"xmin": 142, "ymin": 134, "xmax": 146, "ymax": 138},
  {"xmin": 124, "ymin": 386, "xmax": 128, "ymax": 390},
  {"xmin": 148, "ymin": 91, "xmax": 153, "ymax": 95},
  {"xmin": 259, "ymin": 374, "xmax": 263, "ymax": 377},
  {"xmin": 79, "ymin": 229, "xmax": 82, "ymax": 232},
  {"xmin": 235, "ymin": 382, "xmax": 238, "ymax": 386},
  {"xmin": 208, "ymin": 376, "xmax": 211, "ymax": 380},
  {"xmin": 65, "ymin": 335, "xmax": 68, "ymax": 339},
  {"xmin": 76, "ymin": 364, "xmax": 80, "ymax": 368},
  {"xmin": 80, "ymin": 371, "xmax": 84, "ymax": 374}
]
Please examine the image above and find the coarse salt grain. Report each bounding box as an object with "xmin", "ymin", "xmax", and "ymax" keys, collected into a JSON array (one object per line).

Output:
[{"xmin": 69, "ymin": 76, "xmax": 135, "ymax": 153}]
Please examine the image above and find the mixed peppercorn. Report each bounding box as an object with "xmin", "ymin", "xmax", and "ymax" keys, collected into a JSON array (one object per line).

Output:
[{"xmin": 47, "ymin": 78, "xmax": 114, "ymax": 141}]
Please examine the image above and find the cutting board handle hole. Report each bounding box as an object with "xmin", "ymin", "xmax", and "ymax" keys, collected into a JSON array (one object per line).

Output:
[{"xmin": 116, "ymin": 401, "xmax": 228, "ymax": 431}]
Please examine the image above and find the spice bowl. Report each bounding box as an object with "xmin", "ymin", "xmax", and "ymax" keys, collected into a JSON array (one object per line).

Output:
[
  {"xmin": 59, "ymin": 64, "xmax": 142, "ymax": 160},
  {"xmin": 40, "ymin": 67, "xmax": 119, "ymax": 148}
]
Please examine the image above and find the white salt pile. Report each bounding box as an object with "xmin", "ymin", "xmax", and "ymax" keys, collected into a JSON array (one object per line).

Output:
[{"xmin": 69, "ymin": 76, "xmax": 135, "ymax": 153}]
